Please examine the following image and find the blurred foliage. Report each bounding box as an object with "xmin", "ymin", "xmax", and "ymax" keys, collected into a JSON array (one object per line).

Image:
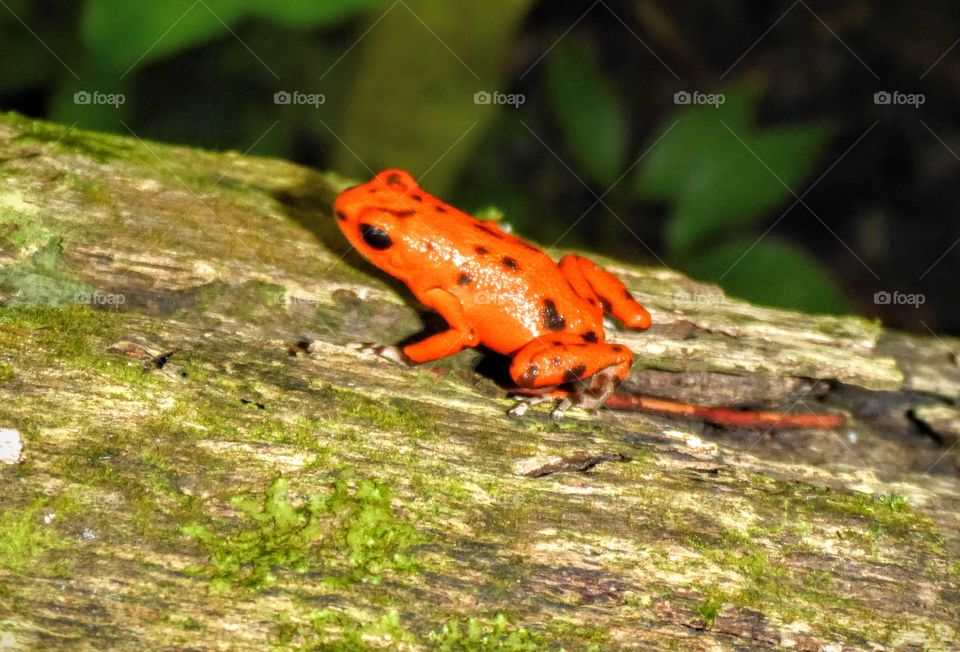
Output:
[
  {"xmin": 634, "ymin": 87, "xmax": 832, "ymax": 256},
  {"xmin": 333, "ymin": 0, "xmax": 535, "ymax": 191},
  {"xmin": 545, "ymin": 39, "xmax": 629, "ymax": 186},
  {"xmin": 685, "ymin": 237, "xmax": 848, "ymax": 314},
  {"xmin": 81, "ymin": 0, "xmax": 382, "ymax": 71},
  {"xmin": 0, "ymin": 0, "xmax": 856, "ymax": 315},
  {"xmin": 631, "ymin": 86, "xmax": 841, "ymax": 312}
]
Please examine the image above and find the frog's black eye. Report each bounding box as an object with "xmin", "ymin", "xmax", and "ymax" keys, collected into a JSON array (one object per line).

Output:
[{"xmin": 359, "ymin": 223, "xmax": 392, "ymax": 250}]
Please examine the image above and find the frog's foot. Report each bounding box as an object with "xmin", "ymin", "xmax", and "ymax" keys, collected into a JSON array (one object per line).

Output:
[
  {"xmin": 509, "ymin": 394, "xmax": 575, "ymax": 420},
  {"xmin": 508, "ymin": 368, "xmax": 621, "ymax": 419},
  {"xmin": 508, "ymin": 393, "xmax": 555, "ymax": 418},
  {"xmin": 346, "ymin": 341, "xmax": 411, "ymax": 366},
  {"xmin": 287, "ymin": 336, "xmax": 316, "ymax": 356},
  {"xmin": 548, "ymin": 397, "xmax": 574, "ymax": 420},
  {"xmin": 566, "ymin": 367, "xmax": 621, "ymax": 412}
]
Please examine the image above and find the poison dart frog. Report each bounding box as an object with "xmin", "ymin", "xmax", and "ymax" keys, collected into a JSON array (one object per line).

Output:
[
  {"xmin": 333, "ymin": 169, "xmax": 651, "ymax": 419},
  {"xmin": 331, "ymin": 170, "xmax": 847, "ymax": 430}
]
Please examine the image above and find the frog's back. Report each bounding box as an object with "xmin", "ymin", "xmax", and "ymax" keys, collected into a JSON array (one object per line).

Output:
[
  {"xmin": 333, "ymin": 169, "xmax": 601, "ymax": 355},
  {"xmin": 404, "ymin": 212, "xmax": 601, "ymax": 354}
]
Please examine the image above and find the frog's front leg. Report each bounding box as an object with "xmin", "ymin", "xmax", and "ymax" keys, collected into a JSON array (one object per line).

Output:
[
  {"xmin": 352, "ymin": 287, "xmax": 478, "ymax": 364},
  {"xmin": 507, "ymin": 334, "xmax": 634, "ymax": 418},
  {"xmin": 558, "ymin": 254, "xmax": 651, "ymax": 330},
  {"xmin": 403, "ymin": 287, "xmax": 479, "ymax": 362}
]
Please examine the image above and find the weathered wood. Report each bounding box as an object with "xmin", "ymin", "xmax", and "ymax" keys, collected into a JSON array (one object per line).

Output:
[{"xmin": 0, "ymin": 112, "xmax": 958, "ymax": 650}]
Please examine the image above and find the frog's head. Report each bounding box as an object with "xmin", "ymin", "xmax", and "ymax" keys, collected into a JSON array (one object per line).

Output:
[{"xmin": 332, "ymin": 169, "xmax": 426, "ymax": 280}]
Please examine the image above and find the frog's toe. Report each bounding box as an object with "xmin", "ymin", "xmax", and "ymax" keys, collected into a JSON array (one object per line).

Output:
[
  {"xmin": 346, "ymin": 342, "xmax": 411, "ymax": 365},
  {"xmin": 507, "ymin": 394, "xmax": 551, "ymax": 418},
  {"xmin": 507, "ymin": 394, "xmax": 573, "ymax": 419},
  {"xmin": 549, "ymin": 398, "xmax": 573, "ymax": 420},
  {"xmin": 507, "ymin": 403, "xmax": 526, "ymax": 418}
]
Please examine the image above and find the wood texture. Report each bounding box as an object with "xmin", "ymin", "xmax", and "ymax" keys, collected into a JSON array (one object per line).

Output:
[{"xmin": 0, "ymin": 112, "xmax": 958, "ymax": 650}]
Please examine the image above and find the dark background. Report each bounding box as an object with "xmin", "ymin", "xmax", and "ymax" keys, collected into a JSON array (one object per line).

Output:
[{"xmin": 2, "ymin": 0, "xmax": 957, "ymax": 334}]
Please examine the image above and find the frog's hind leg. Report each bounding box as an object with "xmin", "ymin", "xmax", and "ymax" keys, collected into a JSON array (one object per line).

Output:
[
  {"xmin": 509, "ymin": 335, "xmax": 633, "ymax": 389},
  {"xmin": 558, "ymin": 254, "xmax": 651, "ymax": 330},
  {"xmin": 507, "ymin": 368, "xmax": 625, "ymax": 420},
  {"xmin": 507, "ymin": 335, "xmax": 634, "ymax": 417},
  {"xmin": 562, "ymin": 367, "xmax": 621, "ymax": 416}
]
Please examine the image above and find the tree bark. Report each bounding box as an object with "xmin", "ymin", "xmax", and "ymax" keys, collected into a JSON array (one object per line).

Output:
[{"xmin": 0, "ymin": 112, "xmax": 958, "ymax": 650}]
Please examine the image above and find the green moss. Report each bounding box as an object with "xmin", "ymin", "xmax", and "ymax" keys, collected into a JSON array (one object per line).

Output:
[
  {"xmin": 876, "ymin": 493, "xmax": 908, "ymax": 512},
  {"xmin": 0, "ymin": 303, "xmax": 119, "ymax": 351},
  {"xmin": 191, "ymin": 281, "xmax": 231, "ymax": 313},
  {"xmin": 0, "ymin": 361, "xmax": 12, "ymax": 383},
  {"xmin": 814, "ymin": 315, "xmax": 882, "ymax": 340},
  {"xmin": 275, "ymin": 608, "xmax": 418, "ymax": 650},
  {"xmin": 0, "ymin": 188, "xmax": 51, "ymax": 251},
  {"xmin": 0, "ymin": 237, "xmax": 94, "ymax": 305},
  {"xmin": 191, "ymin": 280, "xmax": 287, "ymax": 325},
  {"xmin": 315, "ymin": 288, "xmax": 426, "ymax": 345},
  {"xmin": 6, "ymin": 111, "xmax": 136, "ymax": 162},
  {"xmin": 168, "ymin": 615, "xmax": 206, "ymax": 631},
  {"xmin": 274, "ymin": 610, "xmax": 557, "ymax": 652},
  {"xmin": 45, "ymin": 423, "xmax": 212, "ymax": 549},
  {"xmin": 321, "ymin": 385, "xmax": 439, "ymax": 440},
  {"xmin": 543, "ymin": 618, "xmax": 607, "ymax": 648},
  {"xmin": 247, "ymin": 416, "xmax": 334, "ymax": 459},
  {"xmin": 427, "ymin": 614, "xmax": 547, "ymax": 651},
  {"xmin": 183, "ymin": 474, "xmax": 420, "ymax": 591},
  {"xmin": 0, "ymin": 498, "xmax": 70, "ymax": 575},
  {"xmin": 802, "ymin": 569, "xmax": 835, "ymax": 591},
  {"xmin": 4, "ymin": 113, "xmax": 254, "ymax": 201},
  {"xmin": 684, "ymin": 516, "xmax": 858, "ymax": 627},
  {"xmin": 69, "ymin": 175, "xmax": 111, "ymax": 206},
  {"xmin": 695, "ymin": 593, "xmax": 724, "ymax": 630},
  {"xmin": 58, "ymin": 440, "xmax": 122, "ymax": 486},
  {"xmin": 0, "ymin": 303, "xmax": 162, "ymax": 391},
  {"xmin": 784, "ymin": 486, "xmax": 932, "ymax": 540},
  {"xmin": 139, "ymin": 447, "xmax": 186, "ymax": 497},
  {"xmin": 729, "ymin": 549, "xmax": 789, "ymax": 605},
  {"xmin": 344, "ymin": 398, "xmax": 434, "ymax": 437},
  {"xmin": 647, "ymin": 475, "xmax": 945, "ymax": 642}
]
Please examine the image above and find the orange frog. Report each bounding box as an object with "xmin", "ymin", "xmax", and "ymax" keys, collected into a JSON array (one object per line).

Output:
[
  {"xmin": 334, "ymin": 169, "xmax": 650, "ymax": 418},
  {"xmin": 333, "ymin": 169, "xmax": 845, "ymax": 429}
]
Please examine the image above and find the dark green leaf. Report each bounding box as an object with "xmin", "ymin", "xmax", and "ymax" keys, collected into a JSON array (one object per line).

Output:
[
  {"xmin": 81, "ymin": 0, "xmax": 249, "ymax": 72},
  {"xmin": 634, "ymin": 86, "xmax": 831, "ymax": 255},
  {"xmin": 81, "ymin": 0, "xmax": 384, "ymax": 73},
  {"xmin": 545, "ymin": 39, "xmax": 628, "ymax": 186},
  {"xmin": 333, "ymin": 0, "xmax": 536, "ymax": 193},
  {"xmin": 682, "ymin": 237, "xmax": 849, "ymax": 314},
  {"xmin": 252, "ymin": 1, "xmax": 386, "ymax": 27}
]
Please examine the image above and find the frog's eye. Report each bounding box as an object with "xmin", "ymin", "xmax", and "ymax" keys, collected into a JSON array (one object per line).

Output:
[{"xmin": 359, "ymin": 223, "xmax": 392, "ymax": 250}]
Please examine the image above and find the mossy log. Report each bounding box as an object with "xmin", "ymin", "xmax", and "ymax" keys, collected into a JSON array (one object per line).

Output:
[{"xmin": 0, "ymin": 112, "xmax": 958, "ymax": 651}]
